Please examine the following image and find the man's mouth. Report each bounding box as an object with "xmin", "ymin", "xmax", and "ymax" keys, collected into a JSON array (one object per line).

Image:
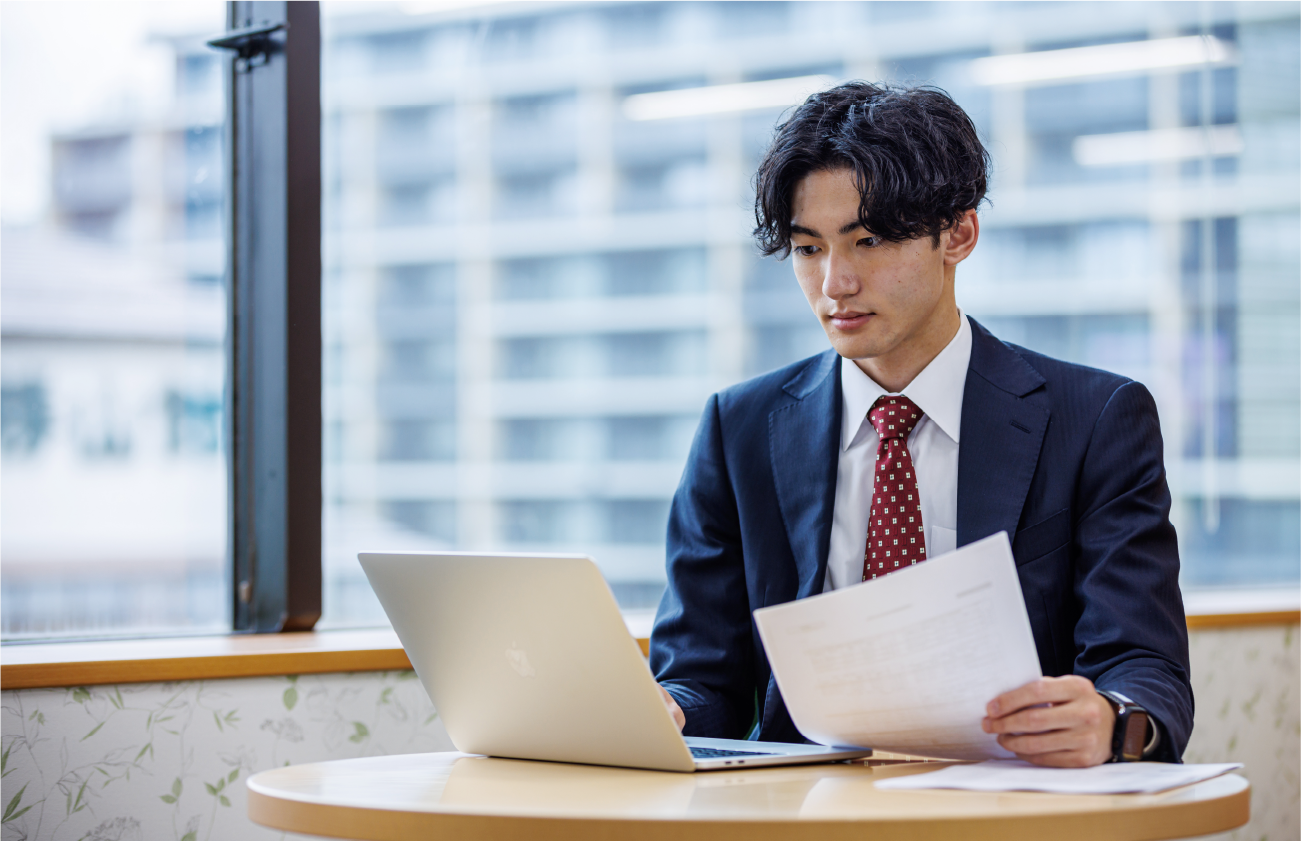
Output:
[{"xmin": 827, "ymin": 311, "xmax": 873, "ymax": 329}]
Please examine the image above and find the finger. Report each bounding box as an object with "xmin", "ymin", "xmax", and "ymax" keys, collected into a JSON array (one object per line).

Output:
[
  {"xmin": 997, "ymin": 729, "xmax": 1078, "ymax": 756},
  {"xmin": 985, "ymin": 698, "xmax": 1098, "ymax": 734},
  {"xmin": 987, "ymin": 675, "xmax": 1093, "ymax": 717},
  {"xmin": 998, "ymin": 725, "xmax": 1109, "ymax": 759},
  {"xmin": 987, "ymin": 675, "xmax": 1095, "ymax": 718}
]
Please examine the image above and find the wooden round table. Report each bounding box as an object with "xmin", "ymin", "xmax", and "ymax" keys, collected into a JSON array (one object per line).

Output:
[{"xmin": 247, "ymin": 751, "xmax": 1248, "ymax": 841}]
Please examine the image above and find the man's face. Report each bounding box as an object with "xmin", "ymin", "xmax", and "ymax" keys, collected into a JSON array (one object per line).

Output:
[{"xmin": 789, "ymin": 167, "xmax": 962, "ymax": 367}]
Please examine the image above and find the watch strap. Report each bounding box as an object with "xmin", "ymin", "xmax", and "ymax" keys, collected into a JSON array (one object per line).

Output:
[{"xmin": 1098, "ymin": 690, "xmax": 1150, "ymax": 762}]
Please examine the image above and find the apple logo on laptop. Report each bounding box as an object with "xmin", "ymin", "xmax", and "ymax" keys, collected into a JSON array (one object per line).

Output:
[{"xmin": 506, "ymin": 641, "xmax": 536, "ymax": 678}]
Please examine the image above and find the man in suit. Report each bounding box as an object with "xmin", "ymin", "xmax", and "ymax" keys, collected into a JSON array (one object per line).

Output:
[{"xmin": 649, "ymin": 82, "xmax": 1192, "ymax": 767}]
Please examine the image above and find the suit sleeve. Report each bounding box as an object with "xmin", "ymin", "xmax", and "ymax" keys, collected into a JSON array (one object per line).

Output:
[
  {"xmin": 1073, "ymin": 380, "xmax": 1193, "ymax": 762},
  {"xmin": 649, "ymin": 393, "xmax": 756, "ymax": 738}
]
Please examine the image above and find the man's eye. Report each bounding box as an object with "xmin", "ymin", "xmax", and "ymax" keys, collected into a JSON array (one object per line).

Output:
[
  {"xmin": 793, "ymin": 245, "xmax": 818, "ymax": 256},
  {"xmin": 858, "ymin": 236, "xmax": 880, "ymax": 248}
]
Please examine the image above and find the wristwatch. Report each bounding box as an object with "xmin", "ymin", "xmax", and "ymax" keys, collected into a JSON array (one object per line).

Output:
[{"xmin": 1097, "ymin": 690, "xmax": 1155, "ymax": 762}]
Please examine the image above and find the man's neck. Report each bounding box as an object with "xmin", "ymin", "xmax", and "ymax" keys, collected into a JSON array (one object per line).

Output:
[{"xmin": 853, "ymin": 305, "xmax": 962, "ymax": 394}]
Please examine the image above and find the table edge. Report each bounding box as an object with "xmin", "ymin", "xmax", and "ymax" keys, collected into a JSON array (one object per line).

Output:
[{"xmin": 245, "ymin": 753, "xmax": 1250, "ymax": 841}]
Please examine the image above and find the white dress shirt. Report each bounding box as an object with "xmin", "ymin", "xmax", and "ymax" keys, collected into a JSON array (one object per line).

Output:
[{"xmin": 823, "ymin": 313, "xmax": 973, "ymax": 591}]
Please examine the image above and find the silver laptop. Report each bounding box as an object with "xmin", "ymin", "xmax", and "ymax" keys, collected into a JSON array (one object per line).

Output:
[{"xmin": 359, "ymin": 551, "xmax": 872, "ymax": 772}]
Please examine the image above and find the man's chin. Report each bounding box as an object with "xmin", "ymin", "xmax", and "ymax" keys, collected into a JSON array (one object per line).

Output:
[{"xmin": 826, "ymin": 336, "xmax": 891, "ymax": 362}]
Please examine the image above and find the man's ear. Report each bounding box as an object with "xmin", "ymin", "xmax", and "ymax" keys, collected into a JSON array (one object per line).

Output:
[{"xmin": 943, "ymin": 209, "xmax": 979, "ymax": 266}]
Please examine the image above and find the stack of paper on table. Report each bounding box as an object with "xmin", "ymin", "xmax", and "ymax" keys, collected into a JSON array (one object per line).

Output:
[
  {"xmin": 874, "ymin": 760, "xmax": 1245, "ymax": 794},
  {"xmin": 754, "ymin": 532, "xmax": 1040, "ymax": 761}
]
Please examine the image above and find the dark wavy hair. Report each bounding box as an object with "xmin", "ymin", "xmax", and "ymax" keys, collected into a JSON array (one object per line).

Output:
[{"xmin": 753, "ymin": 82, "xmax": 991, "ymax": 257}]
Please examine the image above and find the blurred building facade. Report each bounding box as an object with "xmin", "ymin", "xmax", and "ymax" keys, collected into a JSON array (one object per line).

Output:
[
  {"xmin": 2, "ymin": 1, "xmax": 1297, "ymax": 636},
  {"xmin": 1, "ymin": 24, "xmax": 229, "ymax": 636},
  {"xmin": 320, "ymin": 0, "xmax": 1300, "ymax": 624}
]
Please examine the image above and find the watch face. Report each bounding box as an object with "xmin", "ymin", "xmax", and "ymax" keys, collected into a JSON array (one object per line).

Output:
[{"xmin": 1121, "ymin": 711, "xmax": 1148, "ymax": 761}]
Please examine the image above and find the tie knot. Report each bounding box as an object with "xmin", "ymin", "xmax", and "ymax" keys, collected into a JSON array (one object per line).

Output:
[{"xmin": 868, "ymin": 395, "xmax": 923, "ymax": 440}]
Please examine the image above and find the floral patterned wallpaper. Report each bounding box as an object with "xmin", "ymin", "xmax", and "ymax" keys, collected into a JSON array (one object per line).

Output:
[
  {"xmin": 0, "ymin": 670, "xmax": 452, "ymax": 841},
  {"xmin": 1184, "ymin": 623, "xmax": 1299, "ymax": 841},
  {"xmin": 1, "ymin": 624, "xmax": 1295, "ymax": 841}
]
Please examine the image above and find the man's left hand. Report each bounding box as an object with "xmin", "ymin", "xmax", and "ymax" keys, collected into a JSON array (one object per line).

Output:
[{"xmin": 982, "ymin": 675, "xmax": 1114, "ymax": 767}]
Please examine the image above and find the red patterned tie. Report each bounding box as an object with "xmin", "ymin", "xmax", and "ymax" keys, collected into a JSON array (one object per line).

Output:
[{"xmin": 862, "ymin": 395, "xmax": 927, "ymax": 581}]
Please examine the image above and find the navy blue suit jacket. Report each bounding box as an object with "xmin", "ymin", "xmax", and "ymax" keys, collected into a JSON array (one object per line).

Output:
[{"xmin": 650, "ymin": 318, "xmax": 1193, "ymax": 762}]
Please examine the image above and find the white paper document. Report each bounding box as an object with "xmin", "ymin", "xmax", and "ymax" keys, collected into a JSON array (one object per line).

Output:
[
  {"xmin": 874, "ymin": 760, "xmax": 1245, "ymax": 794},
  {"xmin": 753, "ymin": 532, "xmax": 1041, "ymax": 760}
]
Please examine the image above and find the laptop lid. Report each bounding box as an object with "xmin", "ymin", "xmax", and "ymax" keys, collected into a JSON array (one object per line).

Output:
[{"xmin": 359, "ymin": 551, "xmax": 699, "ymax": 772}]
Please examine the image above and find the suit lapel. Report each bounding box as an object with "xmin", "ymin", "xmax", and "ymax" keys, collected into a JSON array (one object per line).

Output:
[
  {"xmin": 767, "ymin": 324, "xmax": 1048, "ymax": 585},
  {"xmin": 957, "ymin": 319, "xmax": 1050, "ymax": 547},
  {"xmin": 769, "ymin": 351, "xmax": 841, "ymax": 599}
]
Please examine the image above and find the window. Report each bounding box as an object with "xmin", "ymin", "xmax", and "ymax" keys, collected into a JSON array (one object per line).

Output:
[
  {"xmin": 616, "ymin": 156, "xmax": 710, "ymax": 212},
  {"xmin": 17, "ymin": 1, "xmax": 1290, "ymax": 640},
  {"xmin": 495, "ymin": 168, "xmax": 578, "ymax": 219},
  {"xmin": 483, "ymin": 17, "xmax": 543, "ymax": 62},
  {"xmin": 604, "ymin": 4, "xmax": 668, "ymax": 49},
  {"xmin": 367, "ymin": 29, "xmax": 428, "ymax": 74},
  {"xmin": 606, "ymin": 499, "xmax": 673, "ymax": 544},
  {"xmin": 4, "ymin": 2, "xmax": 320, "ymax": 638},
  {"xmin": 320, "ymin": 1, "xmax": 1299, "ymax": 632},
  {"xmin": 607, "ymin": 249, "xmax": 707, "ymax": 297},
  {"xmin": 380, "ymin": 263, "xmax": 457, "ymax": 306},
  {"xmin": 500, "ymin": 419, "xmax": 570, "ymax": 462},
  {"xmin": 4, "ymin": 2, "xmax": 1296, "ymax": 641},
  {"xmin": 608, "ymin": 416, "xmax": 695, "ymax": 462},
  {"xmin": 1, "ymin": 2, "xmax": 230, "ymax": 638},
  {"xmin": 714, "ymin": 1, "xmax": 789, "ymax": 38},
  {"xmin": 1, "ymin": 384, "xmax": 49, "ymax": 455}
]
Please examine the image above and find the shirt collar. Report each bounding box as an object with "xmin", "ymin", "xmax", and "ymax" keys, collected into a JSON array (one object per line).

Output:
[{"xmin": 839, "ymin": 312, "xmax": 973, "ymax": 451}]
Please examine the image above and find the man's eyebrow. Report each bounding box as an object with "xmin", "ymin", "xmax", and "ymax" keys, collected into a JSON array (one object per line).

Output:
[
  {"xmin": 791, "ymin": 222, "xmax": 863, "ymax": 239},
  {"xmin": 789, "ymin": 220, "xmax": 865, "ymax": 239}
]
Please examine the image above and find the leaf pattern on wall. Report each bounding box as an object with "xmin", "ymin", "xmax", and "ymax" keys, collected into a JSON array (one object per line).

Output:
[
  {"xmin": 1, "ymin": 670, "xmax": 452, "ymax": 841},
  {"xmin": 1183, "ymin": 625, "xmax": 1300, "ymax": 841}
]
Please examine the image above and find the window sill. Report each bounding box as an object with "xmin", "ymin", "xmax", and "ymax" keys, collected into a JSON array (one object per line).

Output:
[
  {"xmin": 1, "ymin": 629, "xmax": 414, "ymax": 690},
  {"xmin": 0, "ymin": 597, "xmax": 1293, "ymax": 691},
  {"xmin": 1183, "ymin": 587, "xmax": 1300, "ymax": 628},
  {"xmin": 1, "ymin": 623, "xmax": 654, "ymax": 691}
]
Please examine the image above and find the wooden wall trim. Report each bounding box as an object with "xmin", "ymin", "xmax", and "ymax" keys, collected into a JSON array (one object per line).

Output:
[
  {"xmin": 1, "ymin": 630, "xmax": 411, "ymax": 690},
  {"xmin": 2, "ymin": 612, "xmax": 1295, "ymax": 690},
  {"xmin": 1186, "ymin": 610, "xmax": 1300, "ymax": 630}
]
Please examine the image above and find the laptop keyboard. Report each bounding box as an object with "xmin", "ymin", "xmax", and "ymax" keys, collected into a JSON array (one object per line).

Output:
[{"xmin": 689, "ymin": 747, "xmax": 774, "ymax": 759}]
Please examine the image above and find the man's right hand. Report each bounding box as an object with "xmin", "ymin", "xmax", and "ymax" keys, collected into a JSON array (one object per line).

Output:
[{"xmin": 657, "ymin": 684, "xmax": 686, "ymax": 732}]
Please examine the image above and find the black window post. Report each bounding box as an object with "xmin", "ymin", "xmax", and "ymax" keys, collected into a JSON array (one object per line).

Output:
[{"xmin": 220, "ymin": 0, "xmax": 322, "ymax": 631}]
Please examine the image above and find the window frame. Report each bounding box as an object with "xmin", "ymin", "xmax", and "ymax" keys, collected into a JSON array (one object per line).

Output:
[{"xmin": 224, "ymin": 0, "xmax": 323, "ymax": 632}]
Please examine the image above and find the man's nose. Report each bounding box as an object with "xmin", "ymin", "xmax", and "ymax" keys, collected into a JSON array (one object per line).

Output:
[{"xmin": 822, "ymin": 252, "xmax": 860, "ymax": 300}]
